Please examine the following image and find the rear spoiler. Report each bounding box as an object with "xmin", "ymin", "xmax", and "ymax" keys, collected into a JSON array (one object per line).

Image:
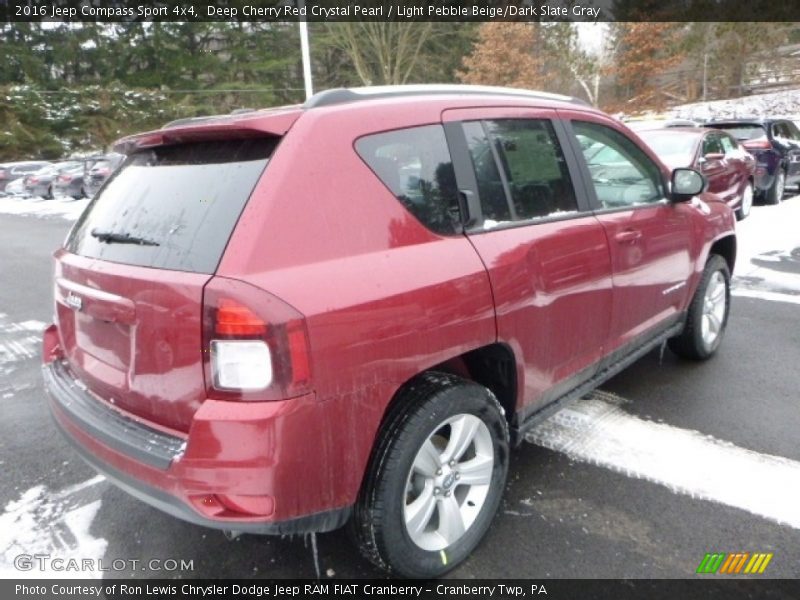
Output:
[{"xmin": 113, "ymin": 110, "xmax": 301, "ymax": 154}]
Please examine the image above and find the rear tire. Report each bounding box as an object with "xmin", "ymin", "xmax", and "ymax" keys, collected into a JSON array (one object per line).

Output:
[
  {"xmin": 735, "ymin": 182, "xmax": 753, "ymax": 221},
  {"xmin": 765, "ymin": 168, "xmax": 785, "ymax": 205},
  {"xmin": 351, "ymin": 371, "xmax": 509, "ymax": 578},
  {"xmin": 668, "ymin": 255, "xmax": 731, "ymax": 360}
]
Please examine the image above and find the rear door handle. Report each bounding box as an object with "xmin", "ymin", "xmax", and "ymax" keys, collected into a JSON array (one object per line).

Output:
[{"xmin": 615, "ymin": 229, "xmax": 642, "ymax": 243}]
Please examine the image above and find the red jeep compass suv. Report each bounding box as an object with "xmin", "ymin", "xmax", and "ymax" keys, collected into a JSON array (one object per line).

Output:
[{"xmin": 43, "ymin": 86, "xmax": 736, "ymax": 578}]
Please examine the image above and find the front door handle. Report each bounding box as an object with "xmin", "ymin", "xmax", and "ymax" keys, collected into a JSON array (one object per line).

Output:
[{"xmin": 615, "ymin": 229, "xmax": 642, "ymax": 243}]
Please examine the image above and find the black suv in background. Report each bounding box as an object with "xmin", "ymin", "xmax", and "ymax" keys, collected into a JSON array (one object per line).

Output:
[{"xmin": 703, "ymin": 119, "xmax": 800, "ymax": 204}]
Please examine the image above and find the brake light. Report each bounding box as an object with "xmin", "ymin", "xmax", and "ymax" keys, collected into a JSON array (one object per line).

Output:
[
  {"xmin": 28, "ymin": 177, "xmax": 38, "ymax": 184},
  {"xmin": 202, "ymin": 277, "xmax": 312, "ymax": 400},
  {"xmin": 215, "ymin": 299, "xmax": 267, "ymax": 336},
  {"xmin": 743, "ymin": 139, "xmax": 771, "ymax": 150},
  {"xmin": 58, "ymin": 175, "xmax": 72, "ymax": 183}
]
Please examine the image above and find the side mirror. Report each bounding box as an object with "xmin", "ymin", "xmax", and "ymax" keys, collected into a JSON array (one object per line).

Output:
[{"xmin": 671, "ymin": 168, "xmax": 706, "ymax": 202}]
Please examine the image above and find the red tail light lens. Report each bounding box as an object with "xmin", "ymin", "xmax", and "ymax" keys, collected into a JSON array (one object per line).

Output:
[
  {"xmin": 58, "ymin": 175, "xmax": 72, "ymax": 182},
  {"xmin": 215, "ymin": 299, "xmax": 268, "ymax": 336},
  {"xmin": 202, "ymin": 277, "xmax": 312, "ymax": 401}
]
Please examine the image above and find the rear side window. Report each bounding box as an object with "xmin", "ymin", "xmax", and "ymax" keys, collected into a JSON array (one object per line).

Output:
[
  {"xmin": 66, "ymin": 138, "xmax": 276, "ymax": 274},
  {"xmin": 355, "ymin": 125, "xmax": 461, "ymax": 236},
  {"xmin": 465, "ymin": 119, "xmax": 578, "ymax": 227}
]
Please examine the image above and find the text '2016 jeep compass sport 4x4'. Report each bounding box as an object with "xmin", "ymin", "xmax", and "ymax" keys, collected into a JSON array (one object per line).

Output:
[{"xmin": 43, "ymin": 85, "xmax": 736, "ymax": 578}]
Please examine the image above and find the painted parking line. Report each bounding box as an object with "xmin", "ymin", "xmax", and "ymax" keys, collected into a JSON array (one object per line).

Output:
[{"xmin": 526, "ymin": 391, "xmax": 800, "ymax": 529}]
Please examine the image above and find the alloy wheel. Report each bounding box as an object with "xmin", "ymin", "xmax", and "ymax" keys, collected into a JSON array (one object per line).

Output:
[{"xmin": 403, "ymin": 413, "xmax": 494, "ymax": 551}]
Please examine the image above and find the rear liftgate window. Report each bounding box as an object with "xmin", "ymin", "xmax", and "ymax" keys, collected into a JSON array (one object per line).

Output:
[
  {"xmin": 355, "ymin": 125, "xmax": 461, "ymax": 236},
  {"xmin": 66, "ymin": 138, "xmax": 277, "ymax": 274}
]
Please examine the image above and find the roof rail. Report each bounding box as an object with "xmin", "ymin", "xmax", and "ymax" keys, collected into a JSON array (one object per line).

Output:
[{"xmin": 303, "ymin": 85, "xmax": 590, "ymax": 109}]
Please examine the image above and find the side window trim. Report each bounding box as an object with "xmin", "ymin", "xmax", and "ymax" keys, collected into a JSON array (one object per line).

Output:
[
  {"xmin": 551, "ymin": 118, "xmax": 595, "ymax": 213},
  {"xmin": 442, "ymin": 121, "xmax": 481, "ymax": 230},
  {"xmin": 559, "ymin": 118, "xmax": 603, "ymax": 211},
  {"xmin": 563, "ymin": 118, "xmax": 670, "ymax": 213}
]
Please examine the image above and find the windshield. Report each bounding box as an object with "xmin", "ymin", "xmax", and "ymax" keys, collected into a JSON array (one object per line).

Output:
[
  {"xmin": 638, "ymin": 131, "xmax": 700, "ymax": 169},
  {"xmin": 66, "ymin": 137, "xmax": 277, "ymax": 274}
]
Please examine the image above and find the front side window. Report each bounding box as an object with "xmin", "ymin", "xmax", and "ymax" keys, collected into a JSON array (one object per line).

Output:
[
  {"xmin": 574, "ymin": 121, "xmax": 665, "ymax": 209},
  {"xmin": 355, "ymin": 125, "xmax": 461, "ymax": 236},
  {"xmin": 464, "ymin": 119, "xmax": 578, "ymax": 228}
]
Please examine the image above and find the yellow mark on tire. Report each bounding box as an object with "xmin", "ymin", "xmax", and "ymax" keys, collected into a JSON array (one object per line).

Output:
[{"xmin": 440, "ymin": 550, "xmax": 447, "ymax": 565}]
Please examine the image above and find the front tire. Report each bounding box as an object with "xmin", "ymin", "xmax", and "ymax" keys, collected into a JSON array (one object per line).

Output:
[
  {"xmin": 668, "ymin": 255, "xmax": 731, "ymax": 360},
  {"xmin": 352, "ymin": 372, "xmax": 509, "ymax": 578},
  {"xmin": 735, "ymin": 182, "xmax": 753, "ymax": 221}
]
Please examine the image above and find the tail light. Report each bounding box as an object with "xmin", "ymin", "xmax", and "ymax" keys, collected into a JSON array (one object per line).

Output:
[
  {"xmin": 743, "ymin": 139, "xmax": 771, "ymax": 150},
  {"xmin": 202, "ymin": 276, "xmax": 312, "ymax": 401},
  {"xmin": 28, "ymin": 177, "xmax": 38, "ymax": 184},
  {"xmin": 58, "ymin": 175, "xmax": 72, "ymax": 183}
]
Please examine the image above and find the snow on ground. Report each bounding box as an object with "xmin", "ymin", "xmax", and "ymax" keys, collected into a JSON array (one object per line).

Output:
[
  {"xmin": 731, "ymin": 193, "xmax": 800, "ymax": 304},
  {"xmin": 528, "ymin": 390, "xmax": 800, "ymax": 530},
  {"xmin": 0, "ymin": 196, "xmax": 89, "ymax": 221},
  {"xmin": 0, "ymin": 475, "xmax": 108, "ymax": 578},
  {"xmin": 671, "ymin": 88, "xmax": 800, "ymax": 121}
]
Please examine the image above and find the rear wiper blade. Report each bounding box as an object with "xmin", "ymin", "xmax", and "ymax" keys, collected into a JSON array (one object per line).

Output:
[{"xmin": 91, "ymin": 228, "xmax": 159, "ymax": 246}]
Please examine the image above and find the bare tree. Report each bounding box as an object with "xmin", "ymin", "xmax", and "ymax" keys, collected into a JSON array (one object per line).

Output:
[{"xmin": 325, "ymin": 22, "xmax": 434, "ymax": 86}]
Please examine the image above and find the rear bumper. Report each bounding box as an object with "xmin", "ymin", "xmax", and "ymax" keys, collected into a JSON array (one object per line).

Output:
[{"xmin": 43, "ymin": 352, "xmax": 352, "ymax": 534}]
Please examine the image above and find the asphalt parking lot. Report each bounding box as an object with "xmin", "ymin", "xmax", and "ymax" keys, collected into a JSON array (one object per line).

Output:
[{"xmin": 0, "ymin": 195, "xmax": 798, "ymax": 579}]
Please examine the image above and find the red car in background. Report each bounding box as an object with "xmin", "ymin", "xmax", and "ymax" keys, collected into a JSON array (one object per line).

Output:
[{"xmin": 638, "ymin": 127, "xmax": 755, "ymax": 220}]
